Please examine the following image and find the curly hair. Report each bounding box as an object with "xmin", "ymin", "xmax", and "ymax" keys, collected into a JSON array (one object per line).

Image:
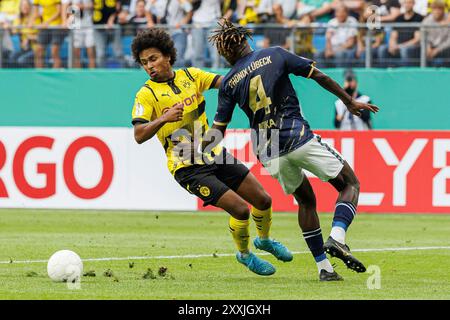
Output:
[
  {"xmin": 208, "ymin": 19, "xmax": 252, "ymax": 59},
  {"xmin": 131, "ymin": 28, "xmax": 177, "ymax": 65}
]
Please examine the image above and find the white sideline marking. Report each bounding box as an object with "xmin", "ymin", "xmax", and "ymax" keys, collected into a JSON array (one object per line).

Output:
[{"xmin": 1, "ymin": 246, "xmax": 450, "ymax": 265}]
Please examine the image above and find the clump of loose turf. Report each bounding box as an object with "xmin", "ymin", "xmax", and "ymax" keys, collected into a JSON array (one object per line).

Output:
[
  {"xmin": 142, "ymin": 268, "xmax": 157, "ymax": 280},
  {"xmin": 103, "ymin": 269, "xmax": 114, "ymax": 277},
  {"xmin": 142, "ymin": 267, "xmax": 174, "ymax": 280},
  {"xmin": 25, "ymin": 271, "xmax": 38, "ymax": 277},
  {"xmin": 83, "ymin": 270, "xmax": 96, "ymax": 277}
]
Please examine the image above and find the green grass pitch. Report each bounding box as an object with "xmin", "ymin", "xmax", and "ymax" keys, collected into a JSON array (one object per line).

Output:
[{"xmin": 0, "ymin": 209, "xmax": 449, "ymax": 300}]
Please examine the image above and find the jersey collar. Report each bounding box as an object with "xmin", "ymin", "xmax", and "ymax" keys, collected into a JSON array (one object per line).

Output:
[{"xmin": 150, "ymin": 70, "xmax": 176, "ymax": 83}]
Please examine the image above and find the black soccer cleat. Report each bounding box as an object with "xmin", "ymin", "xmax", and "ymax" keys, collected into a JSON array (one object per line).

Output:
[
  {"xmin": 323, "ymin": 236, "xmax": 367, "ymax": 273},
  {"xmin": 319, "ymin": 269, "xmax": 343, "ymax": 281}
]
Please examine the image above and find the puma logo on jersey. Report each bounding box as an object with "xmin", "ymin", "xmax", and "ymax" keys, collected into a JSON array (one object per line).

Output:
[{"xmin": 162, "ymin": 92, "xmax": 170, "ymax": 97}]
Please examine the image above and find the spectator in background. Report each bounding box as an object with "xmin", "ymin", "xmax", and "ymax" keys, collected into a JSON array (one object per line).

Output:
[
  {"xmin": 356, "ymin": 3, "xmax": 385, "ymax": 65},
  {"xmin": 294, "ymin": 0, "xmax": 332, "ymax": 61},
  {"xmin": 272, "ymin": 0, "xmax": 298, "ymax": 23},
  {"xmin": 122, "ymin": 0, "xmax": 148, "ymax": 35},
  {"xmin": 0, "ymin": 0, "xmax": 20, "ymax": 25},
  {"xmin": 129, "ymin": 0, "xmax": 147, "ymax": 25},
  {"xmin": 426, "ymin": 0, "xmax": 450, "ymax": 15},
  {"xmin": 61, "ymin": 0, "xmax": 71, "ymax": 28},
  {"xmin": 119, "ymin": 0, "xmax": 135, "ymax": 22},
  {"xmin": 315, "ymin": 4, "xmax": 358, "ymax": 67},
  {"xmin": 222, "ymin": 0, "xmax": 238, "ymax": 22},
  {"xmin": 296, "ymin": 0, "xmax": 333, "ymax": 23},
  {"xmin": 334, "ymin": 70, "xmax": 373, "ymax": 130},
  {"xmin": 369, "ymin": 0, "xmax": 401, "ymax": 22},
  {"xmin": 71, "ymin": 0, "xmax": 95, "ymax": 68},
  {"xmin": 145, "ymin": 0, "xmax": 166, "ymax": 25},
  {"xmin": 92, "ymin": 0, "xmax": 123, "ymax": 67},
  {"xmin": 423, "ymin": 0, "xmax": 450, "ymax": 66},
  {"xmin": 237, "ymin": 0, "xmax": 261, "ymax": 25},
  {"xmin": 334, "ymin": 0, "xmax": 365, "ymax": 19},
  {"xmin": 164, "ymin": 0, "xmax": 193, "ymax": 68},
  {"xmin": 10, "ymin": 0, "xmax": 39, "ymax": 67},
  {"xmin": 0, "ymin": 0, "xmax": 20, "ymax": 63},
  {"xmin": 147, "ymin": 0, "xmax": 193, "ymax": 67},
  {"xmin": 121, "ymin": 0, "xmax": 154, "ymax": 27},
  {"xmin": 378, "ymin": 0, "xmax": 423, "ymax": 67},
  {"xmin": 251, "ymin": 0, "xmax": 297, "ymax": 24},
  {"xmin": 30, "ymin": 0, "xmax": 65, "ymax": 68},
  {"xmin": 258, "ymin": 0, "xmax": 297, "ymax": 49},
  {"xmin": 191, "ymin": 0, "xmax": 222, "ymax": 68}
]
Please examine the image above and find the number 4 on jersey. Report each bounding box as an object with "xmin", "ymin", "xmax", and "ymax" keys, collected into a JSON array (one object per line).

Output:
[{"xmin": 249, "ymin": 75, "xmax": 272, "ymax": 115}]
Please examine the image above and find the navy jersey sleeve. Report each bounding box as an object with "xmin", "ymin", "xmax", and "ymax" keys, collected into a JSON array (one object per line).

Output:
[
  {"xmin": 275, "ymin": 47, "xmax": 315, "ymax": 78},
  {"xmin": 214, "ymin": 85, "xmax": 236, "ymax": 126}
]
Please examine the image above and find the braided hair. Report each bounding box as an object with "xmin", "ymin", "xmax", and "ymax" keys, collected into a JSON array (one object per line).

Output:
[{"xmin": 208, "ymin": 19, "xmax": 253, "ymax": 61}]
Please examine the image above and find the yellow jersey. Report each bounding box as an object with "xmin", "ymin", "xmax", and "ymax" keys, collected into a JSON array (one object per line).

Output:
[
  {"xmin": 14, "ymin": 16, "xmax": 41, "ymax": 48},
  {"xmin": 0, "ymin": 0, "xmax": 20, "ymax": 17},
  {"xmin": 33, "ymin": 0, "xmax": 62, "ymax": 26},
  {"xmin": 131, "ymin": 67, "xmax": 222, "ymax": 175}
]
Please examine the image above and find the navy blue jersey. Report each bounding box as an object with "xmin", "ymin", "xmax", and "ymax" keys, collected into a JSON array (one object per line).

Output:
[{"xmin": 214, "ymin": 46, "xmax": 315, "ymax": 162}]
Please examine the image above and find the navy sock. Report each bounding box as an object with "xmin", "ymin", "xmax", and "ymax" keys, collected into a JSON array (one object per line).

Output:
[
  {"xmin": 303, "ymin": 228, "xmax": 326, "ymax": 262},
  {"xmin": 332, "ymin": 202, "xmax": 357, "ymax": 231}
]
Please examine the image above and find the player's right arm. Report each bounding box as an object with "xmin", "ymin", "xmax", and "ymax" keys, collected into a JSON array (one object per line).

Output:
[
  {"xmin": 133, "ymin": 104, "xmax": 184, "ymax": 144},
  {"xmin": 131, "ymin": 88, "xmax": 184, "ymax": 144}
]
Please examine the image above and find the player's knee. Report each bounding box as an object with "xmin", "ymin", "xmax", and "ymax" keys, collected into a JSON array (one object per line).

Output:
[
  {"xmin": 304, "ymin": 195, "xmax": 317, "ymax": 209},
  {"xmin": 233, "ymin": 204, "xmax": 250, "ymax": 220},
  {"xmin": 351, "ymin": 178, "xmax": 360, "ymax": 195},
  {"xmin": 295, "ymin": 193, "xmax": 316, "ymax": 209},
  {"xmin": 345, "ymin": 171, "xmax": 360, "ymax": 193},
  {"xmin": 253, "ymin": 192, "xmax": 272, "ymax": 211}
]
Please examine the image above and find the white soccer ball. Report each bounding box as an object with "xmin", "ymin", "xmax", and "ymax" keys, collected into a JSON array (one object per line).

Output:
[{"xmin": 47, "ymin": 250, "xmax": 83, "ymax": 283}]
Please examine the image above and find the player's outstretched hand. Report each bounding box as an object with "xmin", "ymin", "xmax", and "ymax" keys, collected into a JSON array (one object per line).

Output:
[
  {"xmin": 346, "ymin": 100, "xmax": 379, "ymax": 117},
  {"xmin": 162, "ymin": 103, "xmax": 184, "ymax": 123}
]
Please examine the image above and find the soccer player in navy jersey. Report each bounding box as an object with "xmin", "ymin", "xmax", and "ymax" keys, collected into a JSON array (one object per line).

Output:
[{"xmin": 201, "ymin": 20, "xmax": 379, "ymax": 281}]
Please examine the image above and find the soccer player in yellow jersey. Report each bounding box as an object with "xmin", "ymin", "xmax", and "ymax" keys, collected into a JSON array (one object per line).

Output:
[{"xmin": 130, "ymin": 28, "xmax": 293, "ymax": 276}]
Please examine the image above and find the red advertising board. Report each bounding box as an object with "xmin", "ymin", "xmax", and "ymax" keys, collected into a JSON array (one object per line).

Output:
[{"xmin": 199, "ymin": 130, "xmax": 450, "ymax": 214}]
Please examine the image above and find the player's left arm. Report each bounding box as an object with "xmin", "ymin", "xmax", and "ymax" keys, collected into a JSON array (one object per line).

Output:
[
  {"xmin": 277, "ymin": 47, "xmax": 379, "ymax": 117},
  {"xmin": 310, "ymin": 68, "xmax": 379, "ymax": 117}
]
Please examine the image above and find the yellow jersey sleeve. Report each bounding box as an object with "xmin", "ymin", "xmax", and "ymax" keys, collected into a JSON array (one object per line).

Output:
[
  {"xmin": 187, "ymin": 67, "xmax": 221, "ymax": 93},
  {"xmin": 131, "ymin": 87, "xmax": 155, "ymax": 125}
]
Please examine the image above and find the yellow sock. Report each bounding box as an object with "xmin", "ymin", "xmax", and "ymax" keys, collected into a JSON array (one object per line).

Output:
[
  {"xmin": 251, "ymin": 207, "xmax": 272, "ymax": 239},
  {"xmin": 229, "ymin": 216, "xmax": 250, "ymax": 253}
]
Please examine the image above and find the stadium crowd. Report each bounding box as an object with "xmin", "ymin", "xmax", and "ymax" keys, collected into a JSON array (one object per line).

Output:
[{"xmin": 0, "ymin": 0, "xmax": 449, "ymax": 68}]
